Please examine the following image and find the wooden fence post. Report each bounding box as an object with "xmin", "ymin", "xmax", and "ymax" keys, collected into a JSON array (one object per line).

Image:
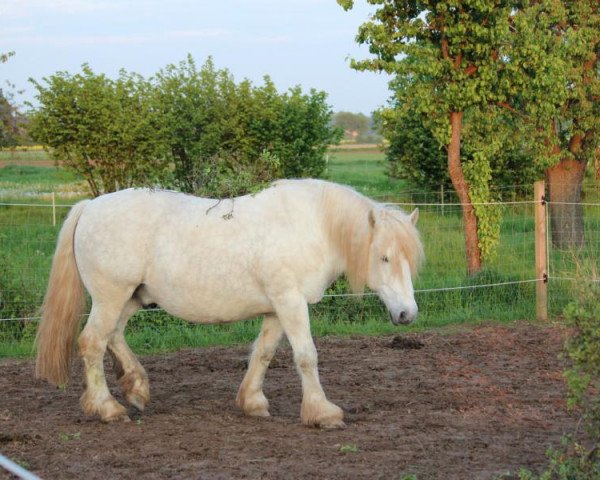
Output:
[
  {"xmin": 51, "ymin": 192, "xmax": 57, "ymax": 227},
  {"xmin": 534, "ymin": 180, "xmax": 548, "ymax": 321},
  {"xmin": 440, "ymin": 184, "xmax": 445, "ymax": 216}
]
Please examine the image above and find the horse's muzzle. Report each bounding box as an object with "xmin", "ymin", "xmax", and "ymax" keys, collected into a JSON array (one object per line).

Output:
[{"xmin": 390, "ymin": 310, "xmax": 414, "ymax": 326}]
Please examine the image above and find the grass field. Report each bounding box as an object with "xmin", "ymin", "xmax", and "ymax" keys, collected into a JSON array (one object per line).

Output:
[
  {"xmin": 0, "ymin": 147, "xmax": 595, "ymax": 357},
  {"xmin": 0, "ymin": 148, "xmax": 54, "ymax": 167}
]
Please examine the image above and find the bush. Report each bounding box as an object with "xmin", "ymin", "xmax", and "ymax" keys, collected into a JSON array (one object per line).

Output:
[
  {"xmin": 29, "ymin": 56, "xmax": 341, "ymax": 198},
  {"xmin": 562, "ymin": 272, "xmax": 600, "ymax": 440},
  {"xmin": 30, "ymin": 66, "xmax": 170, "ymax": 196},
  {"xmin": 152, "ymin": 55, "xmax": 341, "ymax": 196},
  {"xmin": 517, "ymin": 264, "xmax": 600, "ymax": 479}
]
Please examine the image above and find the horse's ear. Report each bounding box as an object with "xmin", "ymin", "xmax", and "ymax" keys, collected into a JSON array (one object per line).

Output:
[{"xmin": 409, "ymin": 208, "xmax": 419, "ymax": 225}]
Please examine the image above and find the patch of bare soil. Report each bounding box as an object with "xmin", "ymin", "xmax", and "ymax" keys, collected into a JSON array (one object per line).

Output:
[{"xmin": 0, "ymin": 323, "xmax": 578, "ymax": 479}]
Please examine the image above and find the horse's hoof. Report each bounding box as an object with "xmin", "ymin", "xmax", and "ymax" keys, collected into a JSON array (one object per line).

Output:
[
  {"xmin": 97, "ymin": 397, "xmax": 129, "ymax": 423},
  {"xmin": 119, "ymin": 373, "xmax": 150, "ymax": 411},
  {"xmin": 126, "ymin": 390, "xmax": 150, "ymax": 411},
  {"xmin": 301, "ymin": 400, "xmax": 345, "ymax": 429},
  {"xmin": 102, "ymin": 412, "xmax": 131, "ymax": 423},
  {"xmin": 320, "ymin": 419, "xmax": 346, "ymax": 430},
  {"xmin": 237, "ymin": 390, "xmax": 270, "ymax": 417},
  {"xmin": 245, "ymin": 407, "xmax": 271, "ymax": 418}
]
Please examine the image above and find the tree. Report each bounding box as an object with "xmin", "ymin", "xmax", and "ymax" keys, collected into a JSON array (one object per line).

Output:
[
  {"xmin": 332, "ymin": 111, "xmax": 370, "ymax": 142},
  {"xmin": 379, "ymin": 102, "xmax": 536, "ymax": 195},
  {"xmin": 511, "ymin": 1, "xmax": 599, "ymax": 248},
  {"xmin": 339, "ymin": 0, "xmax": 594, "ymax": 269},
  {"xmin": 0, "ymin": 51, "xmax": 18, "ymax": 148},
  {"xmin": 0, "ymin": 89, "xmax": 18, "ymax": 148},
  {"xmin": 30, "ymin": 66, "xmax": 170, "ymax": 196},
  {"xmin": 338, "ymin": 0, "xmax": 522, "ymax": 274}
]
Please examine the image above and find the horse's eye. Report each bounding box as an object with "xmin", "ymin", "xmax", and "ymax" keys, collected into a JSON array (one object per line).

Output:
[{"xmin": 381, "ymin": 255, "xmax": 389, "ymax": 263}]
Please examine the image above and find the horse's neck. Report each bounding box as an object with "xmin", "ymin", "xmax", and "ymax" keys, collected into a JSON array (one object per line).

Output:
[{"xmin": 322, "ymin": 187, "xmax": 372, "ymax": 293}]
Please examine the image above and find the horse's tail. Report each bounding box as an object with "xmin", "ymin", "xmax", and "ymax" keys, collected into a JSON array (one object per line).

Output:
[{"xmin": 35, "ymin": 199, "xmax": 90, "ymax": 386}]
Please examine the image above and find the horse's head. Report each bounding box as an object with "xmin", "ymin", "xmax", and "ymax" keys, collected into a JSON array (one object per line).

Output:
[{"xmin": 367, "ymin": 207, "xmax": 423, "ymax": 325}]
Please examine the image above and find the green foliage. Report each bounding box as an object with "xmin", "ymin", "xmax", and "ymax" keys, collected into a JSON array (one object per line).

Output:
[
  {"xmin": 338, "ymin": 0, "xmax": 524, "ymax": 266},
  {"xmin": 0, "ymin": 91, "xmax": 18, "ymax": 148},
  {"xmin": 152, "ymin": 55, "xmax": 340, "ymax": 196},
  {"xmin": 376, "ymin": 106, "xmax": 450, "ymax": 190},
  {"xmin": 29, "ymin": 66, "xmax": 170, "ymax": 196},
  {"xmin": 518, "ymin": 264, "xmax": 600, "ymax": 479},
  {"xmin": 339, "ymin": 0, "xmax": 599, "ymax": 264},
  {"xmin": 562, "ymin": 269, "xmax": 600, "ymax": 439},
  {"xmin": 29, "ymin": 56, "xmax": 340, "ymax": 198},
  {"xmin": 339, "ymin": 444, "xmax": 360, "ymax": 453},
  {"xmin": 0, "ymin": 51, "xmax": 14, "ymax": 64},
  {"xmin": 517, "ymin": 437, "xmax": 599, "ymax": 480},
  {"xmin": 502, "ymin": 1, "xmax": 598, "ymax": 170},
  {"xmin": 1, "ymin": 52, "xmax": 22, "ymax": 148},
  {"xmin": 274, "ymin": 85, "xmax": 341, "ymax": 177}
]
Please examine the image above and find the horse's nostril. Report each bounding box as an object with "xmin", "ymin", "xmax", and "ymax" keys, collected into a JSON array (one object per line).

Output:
[{"xmin": 399, "ymin": 311, "xmax": 407, "ymax": 322}]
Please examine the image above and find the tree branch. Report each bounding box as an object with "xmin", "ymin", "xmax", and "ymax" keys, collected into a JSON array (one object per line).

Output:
[{"xmin": 496, "ymin": 102, "xmax": 529, "ymax": 120}]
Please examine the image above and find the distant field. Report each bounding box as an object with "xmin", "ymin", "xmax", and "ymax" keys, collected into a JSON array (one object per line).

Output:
[
  {"xmin": 0, "ymin": 164, "xmax": 80, "ymax": 186},
  {"xmin": 326, "ymin": 148, "xmax": 405, "ymax": 197},
  {"xmin": 0, "ymin": 147, "xmax": 393, "ymax": 199},
  {"xmin": 0, "ymin": 164, "xmax": 87, "ymax": 199},
  {"xmin": 0, "ymin": 149, "xmax": 54, "ymax": 167}
]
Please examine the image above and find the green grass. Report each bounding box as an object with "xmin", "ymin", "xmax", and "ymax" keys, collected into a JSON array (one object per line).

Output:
[
  {"xmin": 326, "ymin": 149, "xmax": 405, "ymax": 197},
  {"xmin": 0, "ymin": 165, "xmax": 81, "ymax": 187},
  {"xmin": 0, "ymin": 148, "xmax": 596, "ymax": 357},
  {"xmin": 0, "ymin": 164, "xmax": 86, "ymax": 199},
  {"xmin": 0, "ymin": 149, "xmax": 51, "ymax": 164}
]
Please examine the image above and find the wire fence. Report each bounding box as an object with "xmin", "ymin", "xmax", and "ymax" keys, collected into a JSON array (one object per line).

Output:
[{"xmin": 1, "ymin": 185, "xmax": 599, "ymax": 343}]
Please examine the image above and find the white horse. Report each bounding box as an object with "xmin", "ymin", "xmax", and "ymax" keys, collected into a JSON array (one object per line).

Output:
[{"xmin": 35, "ymin": 179, "xmax": 423, "ymax": 428}]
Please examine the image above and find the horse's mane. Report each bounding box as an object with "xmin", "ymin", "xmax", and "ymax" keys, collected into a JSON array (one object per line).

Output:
[{"xmin": 318, "ymin": 181, "xmax": 424, "ymax": 293}]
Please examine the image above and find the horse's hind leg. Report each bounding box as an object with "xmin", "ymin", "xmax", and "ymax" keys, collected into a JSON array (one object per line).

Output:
[
  {"xmin": 236, "ymin": 314, "xmax": 283, "ymax": 417},
  {"xmin": 79, "ymin": 298, "xmax": 132, "ymax": 422},
  {"xmin": 108, "ymin": 299, "xmax": 150, "ymax": 411}
]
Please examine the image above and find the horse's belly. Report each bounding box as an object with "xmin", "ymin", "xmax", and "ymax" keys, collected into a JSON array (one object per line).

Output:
[{"xmin": 145, "ymin": 283, "xmax": 273, "ymax": 324}]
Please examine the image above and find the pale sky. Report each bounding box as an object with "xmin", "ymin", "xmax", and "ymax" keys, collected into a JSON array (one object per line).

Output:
[{"xmin": 1, "ymin": 0, "xmax": 392, "ymax": 115}]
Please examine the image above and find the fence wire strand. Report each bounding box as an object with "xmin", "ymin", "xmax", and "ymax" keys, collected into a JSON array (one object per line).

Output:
[{"xmin": 1, "ymin": 195, "xmax": 600, "ymax": 330}]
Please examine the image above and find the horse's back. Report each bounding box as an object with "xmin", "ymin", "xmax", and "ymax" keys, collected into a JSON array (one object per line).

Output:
[{"xmin": 71, "ymin": 185, "xmax": 337, "ymax": 322}]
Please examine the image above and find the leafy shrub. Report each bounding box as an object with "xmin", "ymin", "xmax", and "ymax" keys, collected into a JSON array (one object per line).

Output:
[
  {"xmin": 29, "ymin": 56, "xmax": 341, "ymax": 199},
  {"xmin": 517, "ymin": 264, "xmax": 600, "ymax": 479},
  {"xmin": 562, "ymin": 271, "xmax": 600, "ymax": 440}
]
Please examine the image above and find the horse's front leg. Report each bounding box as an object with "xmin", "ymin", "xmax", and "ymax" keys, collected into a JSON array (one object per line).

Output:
[
  {"xmin": 273, "ymin": 293, "xmax": 344, "ymax": 429},
  {"xmin": 236, "ymin": 314, "xmax": 283, "ymax": 417}
]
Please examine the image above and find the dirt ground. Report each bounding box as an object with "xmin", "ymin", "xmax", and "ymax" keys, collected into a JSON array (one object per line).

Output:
[{"xmin": 0, "ymin": 323, "xmax": 581, "ymax": 479}]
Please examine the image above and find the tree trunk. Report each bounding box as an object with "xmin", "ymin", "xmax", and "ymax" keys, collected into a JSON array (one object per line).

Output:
[
  {"xmin": 546, "ymin": 158, "xmax": 586, "ymax": 248},
  {"xmin": 447, "ymin": 111, "xmax": 482, "ymax": 275}
]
